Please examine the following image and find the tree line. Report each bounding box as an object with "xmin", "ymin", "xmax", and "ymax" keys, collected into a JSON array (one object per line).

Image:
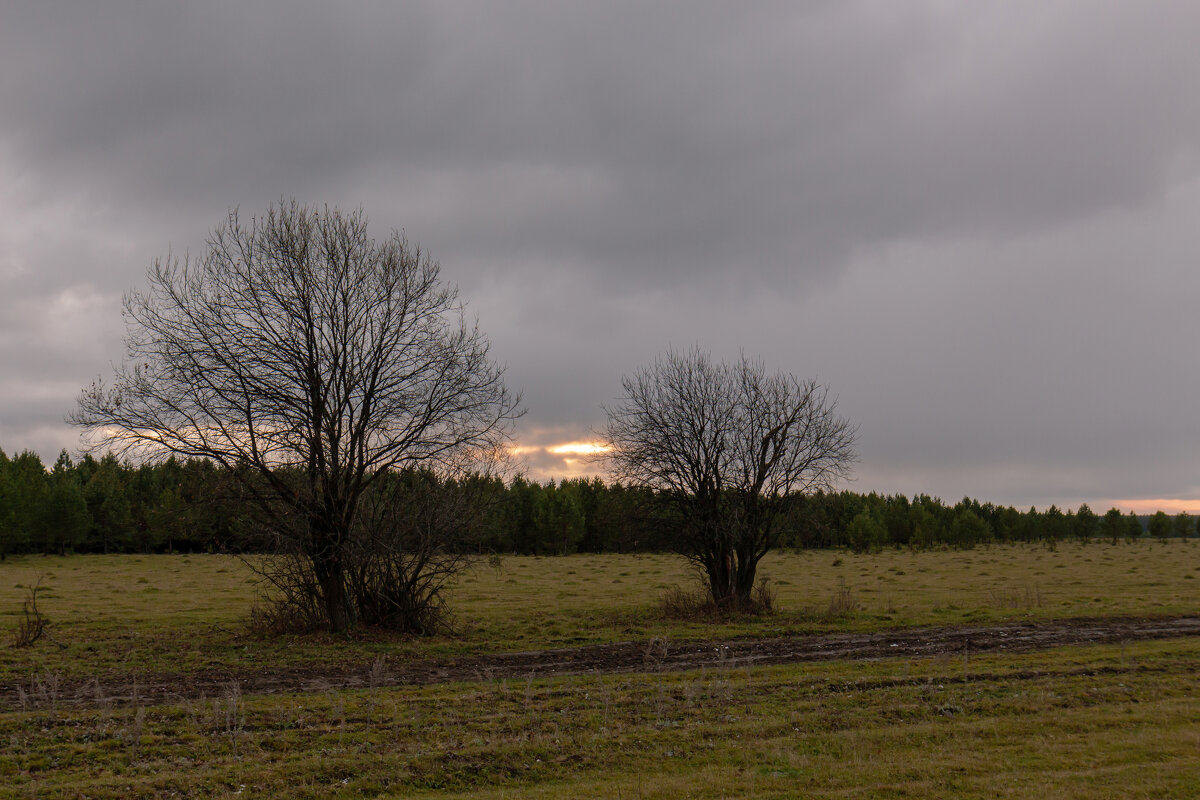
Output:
[
  {"xmin": 50, "ymin": 201, "xmax": 1187, "ymax": 632},
  {"xmin": 0, "ymin": 448, "xmax": 238, "ymax": 557},
  {"xmin": 786, "ymin": 492, "xmax": 1184, "ymax": 550},
  {"xmin": 1, "ymin": 446, "xmax": 1183, "ymax": 558}
]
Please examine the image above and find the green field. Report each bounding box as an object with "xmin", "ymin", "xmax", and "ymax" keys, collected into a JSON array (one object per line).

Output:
[{"xmin": 2, "ymin": 542, "xmax": 1199, "ymax": 797}]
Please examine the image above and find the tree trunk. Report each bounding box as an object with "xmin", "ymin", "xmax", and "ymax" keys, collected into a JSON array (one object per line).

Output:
[
  {"xmin": 705, "ymin": 548, "xmax": 737, "ymax": 607},
  {"xmin": 313, "ymin": 552, "xmax": 351, "ymax": 633},
  {"xmin": 733, "ymin": 554, "xmax": 758, "ymax": 605}
]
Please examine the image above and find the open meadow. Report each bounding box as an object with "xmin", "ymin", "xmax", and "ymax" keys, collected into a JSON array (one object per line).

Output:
[{"xmin": 2, "ymin": 542, "xmax": 1199, "ymax": 798}]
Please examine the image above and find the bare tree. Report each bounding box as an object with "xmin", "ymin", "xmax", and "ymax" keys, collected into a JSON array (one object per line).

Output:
[
  {"xmin": 603, "ymin": 347, "xmax": 856, "ymax": 608},
  {"xmin": 73, "ymin": 202, "xmax": 521, "ymax": 633}
]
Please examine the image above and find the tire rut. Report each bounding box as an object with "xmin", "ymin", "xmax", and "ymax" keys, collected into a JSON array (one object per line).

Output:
[{"xmin": 9, "ymin": 614, "xmax": 1199, "ymax": 710}]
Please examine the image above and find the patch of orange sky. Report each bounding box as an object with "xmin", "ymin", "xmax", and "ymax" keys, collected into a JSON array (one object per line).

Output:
[
  {"xmin": 1100, "ymin": 498, "xmax": 1200, "ymax": 515},
  {"xmin": 510, "ymin": 443, "xmax": 1200, "ymax": 513},
  {"xmin": 509, "ymin": 440, "xmax": 609, "ymax": 481}
]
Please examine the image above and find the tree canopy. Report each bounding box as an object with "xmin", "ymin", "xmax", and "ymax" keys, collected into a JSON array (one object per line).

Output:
[
  {"xmin": 603, "ymin": 347, "xmax": 857, "ymax": 606},
  {"xmin": 73, "ymin": 202, "xmax": 520, "ymax": 632}
]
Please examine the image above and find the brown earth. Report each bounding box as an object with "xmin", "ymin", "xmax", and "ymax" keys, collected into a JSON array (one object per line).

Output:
[{"xmin": 9, "ymin": 614, "xmax": 1200, "ymax": 710}]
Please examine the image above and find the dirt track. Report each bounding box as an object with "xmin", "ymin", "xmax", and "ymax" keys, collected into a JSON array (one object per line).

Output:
[{"xmin": 10, "ymin": 615, "xmax": 1200, "ymax": 710}]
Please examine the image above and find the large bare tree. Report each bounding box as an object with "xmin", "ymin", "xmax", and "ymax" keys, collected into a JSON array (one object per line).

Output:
[
  {"xmin": 604, "ymin": 348, "xmax": 856, "ymax": 608},
  {"xmin": 73, "ymin": 202, "xmax": 521, "ymax": 632}
]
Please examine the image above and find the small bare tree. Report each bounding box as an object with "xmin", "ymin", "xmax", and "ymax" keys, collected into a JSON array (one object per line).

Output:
[
  {"xmin": 604, "ymin": 347, "xmax": 856, "ymax": 608},
  {"xmin": 10, "ymin": 577, "xmax": 47, "ymax": 648},
  {"xmin": 73, "ymin": 202, "xmax": 520, "ymax": 633}
]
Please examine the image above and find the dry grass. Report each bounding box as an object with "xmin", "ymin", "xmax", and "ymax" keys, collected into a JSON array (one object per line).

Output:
[
  {"xmin": 2, "ymin": 541, "xmax": 1199, "ymax": 682},
  {"xmin": 1, "ymin": 543, "xmax": 1199, "ymax": 797},
  {"xmin": 826, "ymin": 575, "xmax": 859, "ymax": 616},
  {"xmin": 657, "ymin": 577, "xmax": 777, "ymax": 619},
  {"xmin": 2, "ymin": 639, "xmax": 1198, "ymax": 798}
]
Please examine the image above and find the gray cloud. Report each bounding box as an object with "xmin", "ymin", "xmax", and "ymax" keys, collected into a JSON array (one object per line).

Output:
[{"xmin": 2, "ymin": 2, "xmax": 1200, "ymax": 509}]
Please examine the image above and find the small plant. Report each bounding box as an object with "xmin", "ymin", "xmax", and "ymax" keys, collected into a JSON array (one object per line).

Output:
[
  {"xmin": 16, "ymin": 669, "xmax": 64, "ymax": 711},
  {"xmin": 826, "ymin": 576, "xmax": 858, "ymax": 617},
  {"xmin": 366, "ymin": 653, "xmax": 390, "ymax": 724},
  {"xmin": 126, "ymin": 706, "xmax": 147, "ymax": 762},
  {"xmin": 987, "ymin": 583, "xmax": 1042, "ymax": 609},
  {"xmin": 222, "ymin": 681, "xmax": 245, "ymax": 756},
  {"xmin": 752, "ymin": 576, "xmax": 777, "ymax": 613},
  {"xmin": 643, "ymin": 636, "xmax": 670, "ymax": 670},
  {"xmin": 368, "ymin": 653, "xmax": 389, "ymax": 688},
  {"xmin": 11, "ymin": 577, "xmax": 47, "ymax": 648}
]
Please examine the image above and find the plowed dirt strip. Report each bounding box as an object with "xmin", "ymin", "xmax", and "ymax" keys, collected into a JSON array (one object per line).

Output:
[{"xmin": 8, "ymin": 615, "xmax": 1200, "ymax": 710}]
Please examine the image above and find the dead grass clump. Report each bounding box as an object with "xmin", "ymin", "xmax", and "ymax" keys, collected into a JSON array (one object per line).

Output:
[
  {"xmin": 368, "ymin": 653, "xmax": 389, "ymax": 688},
  {"xmin": 826, "ymin": 576, "xmax": 859, "ymax": 617},
  {"xmin": 658, "ymin": 585, "xmax": 711, "ymax": 618},
  {"xmin": 15, "ymin": 669, "xmax": 63, "ymax": 711},
  {"xmin": 244, "ymin": 538, "xmax": 461, "ymax": 636},
  {"xmin": 247, "ymin": 598, "xmax": 326, "ymax": 637},
  {"xmin": 988, "ymin": 583, "xmax": 1043, "ymax": 609},
  {"xmin": 658, "ymin": 577, "xmax": 776, "ymax": 619}
]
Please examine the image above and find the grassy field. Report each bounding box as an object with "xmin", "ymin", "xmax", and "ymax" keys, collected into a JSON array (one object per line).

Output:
[
  {"xmin": 1, "ymin": 542, "xmax": 1199, "ymax": 797},
  {"xmin": 3, "ymin": 541, "xmax": 1198, "ymax": 679}
]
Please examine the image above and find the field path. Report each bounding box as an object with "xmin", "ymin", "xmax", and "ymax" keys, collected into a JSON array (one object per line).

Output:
[{"xmin": 9, "ymin": 614, "xmax": 1200, "ymax": 710}]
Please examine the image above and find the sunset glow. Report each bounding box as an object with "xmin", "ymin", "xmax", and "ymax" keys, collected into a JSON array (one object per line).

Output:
[
  {"xmin": 1102, "ymin": 498, "xmax": 1200, "ymax": 515},
  {"xmin": 505, "ymin": 439, "xmax": 610, "ymax": 480},
  {"xmin": 547, "ymin": 441, "xmax": 610, "ymax": 456}
]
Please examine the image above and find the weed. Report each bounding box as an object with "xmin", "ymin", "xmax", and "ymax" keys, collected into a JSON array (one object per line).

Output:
[
  {"xmin": 827, "ymin": 577, "xmax": 858, "ymax": 617},
  {"xmin": 368, "ymin": 653, "xmax": 389, "ymax": 688},
  {"xmin": 17, "ymin": 669, "xmax": 64, "ymax": 712},
  {"xmin": 84, "ymin": 676, "xmax": 111, "ymax": 709},
  {"xmin": 365, "ymin": 653, "xmax": 389, "ymax": 724},
  {"xmin": 246, "ymin": 596, "xmax": 323, "ymax": 637},
  {"xmin": 752, "ymin": 576, "xmax": 777, "ymax": 613},
  {"xmin": 525, "ymin": 672, "xmax": 537, "ymax": 706},
  {"xmin": 643, "ymin": 636, "xmax": 670, "ymax": 671},
  {"xmin": 988, "ymin": 583, "xmax": 1043, "ymax": 609},
  {"xmin": 221, "ymin": 681, "xmax": 245, "ymax": 756},
  {"xmin": 126, "ymin": 705, "xmax": 147, "ymax": 762},
  {"xmin": 10, "ymin": 576, "xmax": 47, "ymax": 648},
  {"xmin": 658, "ymin": 585, "xmax": 711, "ymax": 619}
]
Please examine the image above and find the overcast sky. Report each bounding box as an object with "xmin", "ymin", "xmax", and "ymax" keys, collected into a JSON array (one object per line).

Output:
[{"xmin": 3, "ymin": 2, "xmax": 1199, "ymax": 511}]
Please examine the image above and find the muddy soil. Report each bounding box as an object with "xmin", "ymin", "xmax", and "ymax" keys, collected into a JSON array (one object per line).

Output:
[{"xmin": 8, "ymin": 615, "xmax": 1200, "ymax": 710}]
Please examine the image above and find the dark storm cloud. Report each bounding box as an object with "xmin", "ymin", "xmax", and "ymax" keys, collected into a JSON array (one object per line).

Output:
[
  {"xmin": 3, "ymin": 2, "xmax": 1200, "ymax": 508},
  {"xmin": 10, "ymin": 3, "xmax": 1195, "ymax": 285}
]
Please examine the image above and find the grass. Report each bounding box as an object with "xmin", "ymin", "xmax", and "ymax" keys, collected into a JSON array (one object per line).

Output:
[
  {"xmin": 3, "ymin": 638, "xmax": 1198, "ymax": 798},
  {"xmin": 3, "ymin": 541, "xmax": 1198, "ymax": 681},
  {"xmin": 1, "ymin": 541, "xmax": 1198, "ymax": 797}
]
